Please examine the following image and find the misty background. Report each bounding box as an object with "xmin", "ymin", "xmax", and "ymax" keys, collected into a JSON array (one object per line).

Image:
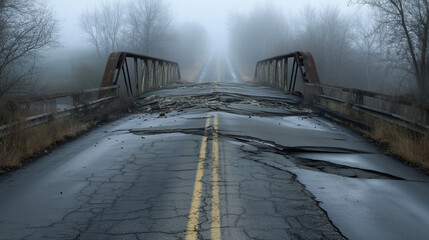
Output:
[{"xmin": 1, "ymin": 0, "xmax": 428, "ymax": 101}]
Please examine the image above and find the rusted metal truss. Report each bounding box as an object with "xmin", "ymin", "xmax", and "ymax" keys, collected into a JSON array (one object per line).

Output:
[
  {"xmin": 254, "ymin": 51, "xmax": 320, "ymax": 93},
  {"xmin": 99, "ymin": 52, "xmax": 181, "ymax": 98}
]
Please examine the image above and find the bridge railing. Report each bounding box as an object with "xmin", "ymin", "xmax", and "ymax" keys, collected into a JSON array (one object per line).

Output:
[
  {"xmin": 305, "ymin": 83, "xmax": 429, "ymax": 133},
  {"xmin": 255, "ymin": 51, "xmax": 429, "ymax": 133},
  {"xmin": 22, "ymin": 86, "xmax": 119, "ymax": 113},
  {"xmin": 254, "ymin": 51, "xmax": 321, "ymax": 93},
  {"xmin": 0, "ymin": 86, "xmax": 119, "ymax": 137},
  {"xmin": 99, "ymin": 52, "xmax": 181, "ymax": 98}
]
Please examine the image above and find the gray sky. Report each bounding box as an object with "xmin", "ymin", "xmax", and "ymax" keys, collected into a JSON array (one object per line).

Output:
[{"xmin": 52, "ymin": 0, "xmax": 357, "ymax": 50}]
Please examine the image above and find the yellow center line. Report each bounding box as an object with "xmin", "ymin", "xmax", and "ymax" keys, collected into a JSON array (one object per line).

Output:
[
  {"xmin": 186, "ymin": 114, "xmax": 211, "ymax": 240},
  {"xmin": 211, "ymin": 113, "xmax": 221, "ymax": 240},
  {"xmin": 186, "ymin": 113, "xmax": 222, "ymax": 240}
]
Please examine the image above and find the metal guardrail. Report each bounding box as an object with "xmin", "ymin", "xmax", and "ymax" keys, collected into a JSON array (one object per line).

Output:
[
  {"xmin": 100, "ymin": 52, "xmax": 181, "ymax": 98},
  {"xmin": 20, "ymin": 86, "xmax": 120, "ymax": 113},
  {"xmin": 305, "ymin": 83, "xmax": 429, "ymax": 133},
  {"xmin": 0, "ymin": 86, "xmax": 120, "ymax": 138},
  {"xmin": 255, "ymin": 51, "xmax": 429, "ymax": 134},
  {"xmin": 24, "ymin": 86, "xmax": 119, "ymax": 102},
  {"xmin": 254, "ymin": 51, "xmax": 321, "ymax": 93}
]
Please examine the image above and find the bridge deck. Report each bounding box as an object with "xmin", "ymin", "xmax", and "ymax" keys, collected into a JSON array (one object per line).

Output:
[{"xmin": 0, "ymin": 56, "xmax": 429, "ymax": 240}]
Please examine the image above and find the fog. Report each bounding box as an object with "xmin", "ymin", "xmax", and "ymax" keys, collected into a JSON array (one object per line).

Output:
[
  {"xmin": 53, "ymin": 0, "xmax": 350, "ymax": 50},
  {"xmin": 35, "ymin": 0, "xmax": 357, "ymax": 93},
  {"xmin": 2, "ymin": 0, "xmax": 427, "ymax": 100}
]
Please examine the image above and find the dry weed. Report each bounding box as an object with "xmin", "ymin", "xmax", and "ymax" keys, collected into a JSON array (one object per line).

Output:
[
  {"xmin": 0, "ymin": 118, "xmax": 89, "ymax": 169},
  {"xmin": 371, "ymin": 120, "xmax": 429, "ymax": 169},
  {"xmin": 0, "ymin": 98, "xmax": 24, "ymax": 125}
]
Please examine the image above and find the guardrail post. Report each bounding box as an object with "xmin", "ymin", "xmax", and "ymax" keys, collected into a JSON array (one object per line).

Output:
[
  {"xmin": 155, "ymin": 61, "xmax": 159, "ymax": 88},
  {"xmin": 271, "ymin": 60, "xmax": 275, "ymax": 86},
  {"xmin": 167, "ymin": 64, "xmax": 172, "ymax": 84},
  {"xmin": 165, "ymin": 62, "xmax": 168, "ymax": 85},
  {"xmin": 50, "ymin": 99, "xmax": 56, "ymax": 112},
  {"xmin": 149, "ymin": 60, "xmax": 154, "ymax": 90},
  {"xmin": 72, "ymin": 94, "xmax": 78, "ymax": 107},
  {"xmin": 162, "ymin": 62, "xmax": 166, "ymax": 86},
  {"xmin": 172, "ymin": 65, "xmax": 175, "ymax": 82},
  {"xmin": 141, "ymin": 60, "xmax": 146, "ymax": 92},
  {"xmin": 356, "ymin": 91, "xmax": 363, "ymax": 106},
  {"xmin": 171, "ymin": 64, "xmax": 174, "ymax": 83},
  {"xmin": 159, "ymin": 61, "xmax": 162, "ymax": 86},
  {"xmin": 276, "ymin": 59, "xmax": 283, "ymax": 88},
  {"xmin": 283, "ymin": 58, "xmax": 288, "ymax": 91},
  {"xmin": 264, "ymin": 62, "xmax": 268, "ymax": 83},
  {"xmin": 134, "ymin": 57, "xmax": 139, "ymax": 92},
  {"xmin": 265, "ymin": 62, "xmax": 268, "ymax": 84}
]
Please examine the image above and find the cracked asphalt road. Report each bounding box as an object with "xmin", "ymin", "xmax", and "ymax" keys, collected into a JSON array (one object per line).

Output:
[{"xmin": 1, "ymin": 56, "xmax": 429, "ymax": 240}]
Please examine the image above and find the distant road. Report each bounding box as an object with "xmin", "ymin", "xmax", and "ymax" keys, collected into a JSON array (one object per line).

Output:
[{"xmin": 196, "ymin": 55, "xmax": 242, "ymax": 83}]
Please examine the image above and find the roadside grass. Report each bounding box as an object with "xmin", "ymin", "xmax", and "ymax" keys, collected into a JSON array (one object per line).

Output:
[
  {"xmin": 370, "ymin": 120, "xmax": 429, "ymax": 169},
  {"xmin": 0, "ymin": 118, "xmax": 90, "ymax": 169},
  {"xmin": 0, "ymin": 98, "xmax": 61, "ymax": 125},
  {"xmin": 0, "ymin": 98, "xmax": 24, "ymax": 125},
  {"xmin": 321, "ymin": 101, "xmax": 429, "ymax": 171}
]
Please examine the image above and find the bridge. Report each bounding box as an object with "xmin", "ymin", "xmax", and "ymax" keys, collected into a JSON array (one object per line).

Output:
[{"xmin": 0, "ymin": 51, "xmax": 429, "ymax": 240}]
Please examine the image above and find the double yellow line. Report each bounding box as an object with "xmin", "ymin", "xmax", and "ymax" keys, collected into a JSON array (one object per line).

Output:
[{"xmin": 186, "ymin": 113, "xmax": 221, "ymax": 240}]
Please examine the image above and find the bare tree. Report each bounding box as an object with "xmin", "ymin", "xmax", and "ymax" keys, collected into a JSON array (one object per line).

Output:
[
  {"xmin": 126, "ymin": 0, "xmax": 172, "ymax": 56},
  {"xmin": 169, "ymin": 22, "xmax": 208, "ymax": 68},
  {"xmin": 298, "ymin": 6, "xmax": 355, "ymax": 85},
  {"xmin": 80, "ymin": 0, "xmax": 124, "ymax": 59},
  {"xmin": 229, "ymin": 5, "xmax": 289, "ymax": 69},
  {"xmin": 0, "ymin": 0, "xmax": 57, "ymax": 97},
  {"xmin": 80, "ymin": 0, "xmax": 172, "ymax": 58},
  {"xmin": 352, "ymin": 0, "xmax": 429, "ymax": 100},
  {"xmin": 352, "ymin": 19, "xmax": 380, "ymax": 89}
]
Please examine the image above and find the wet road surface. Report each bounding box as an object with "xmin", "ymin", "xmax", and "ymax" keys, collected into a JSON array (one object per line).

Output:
[{"xmin": 1, "ymin": 56, "xmax": 429, "ymax": 240}]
